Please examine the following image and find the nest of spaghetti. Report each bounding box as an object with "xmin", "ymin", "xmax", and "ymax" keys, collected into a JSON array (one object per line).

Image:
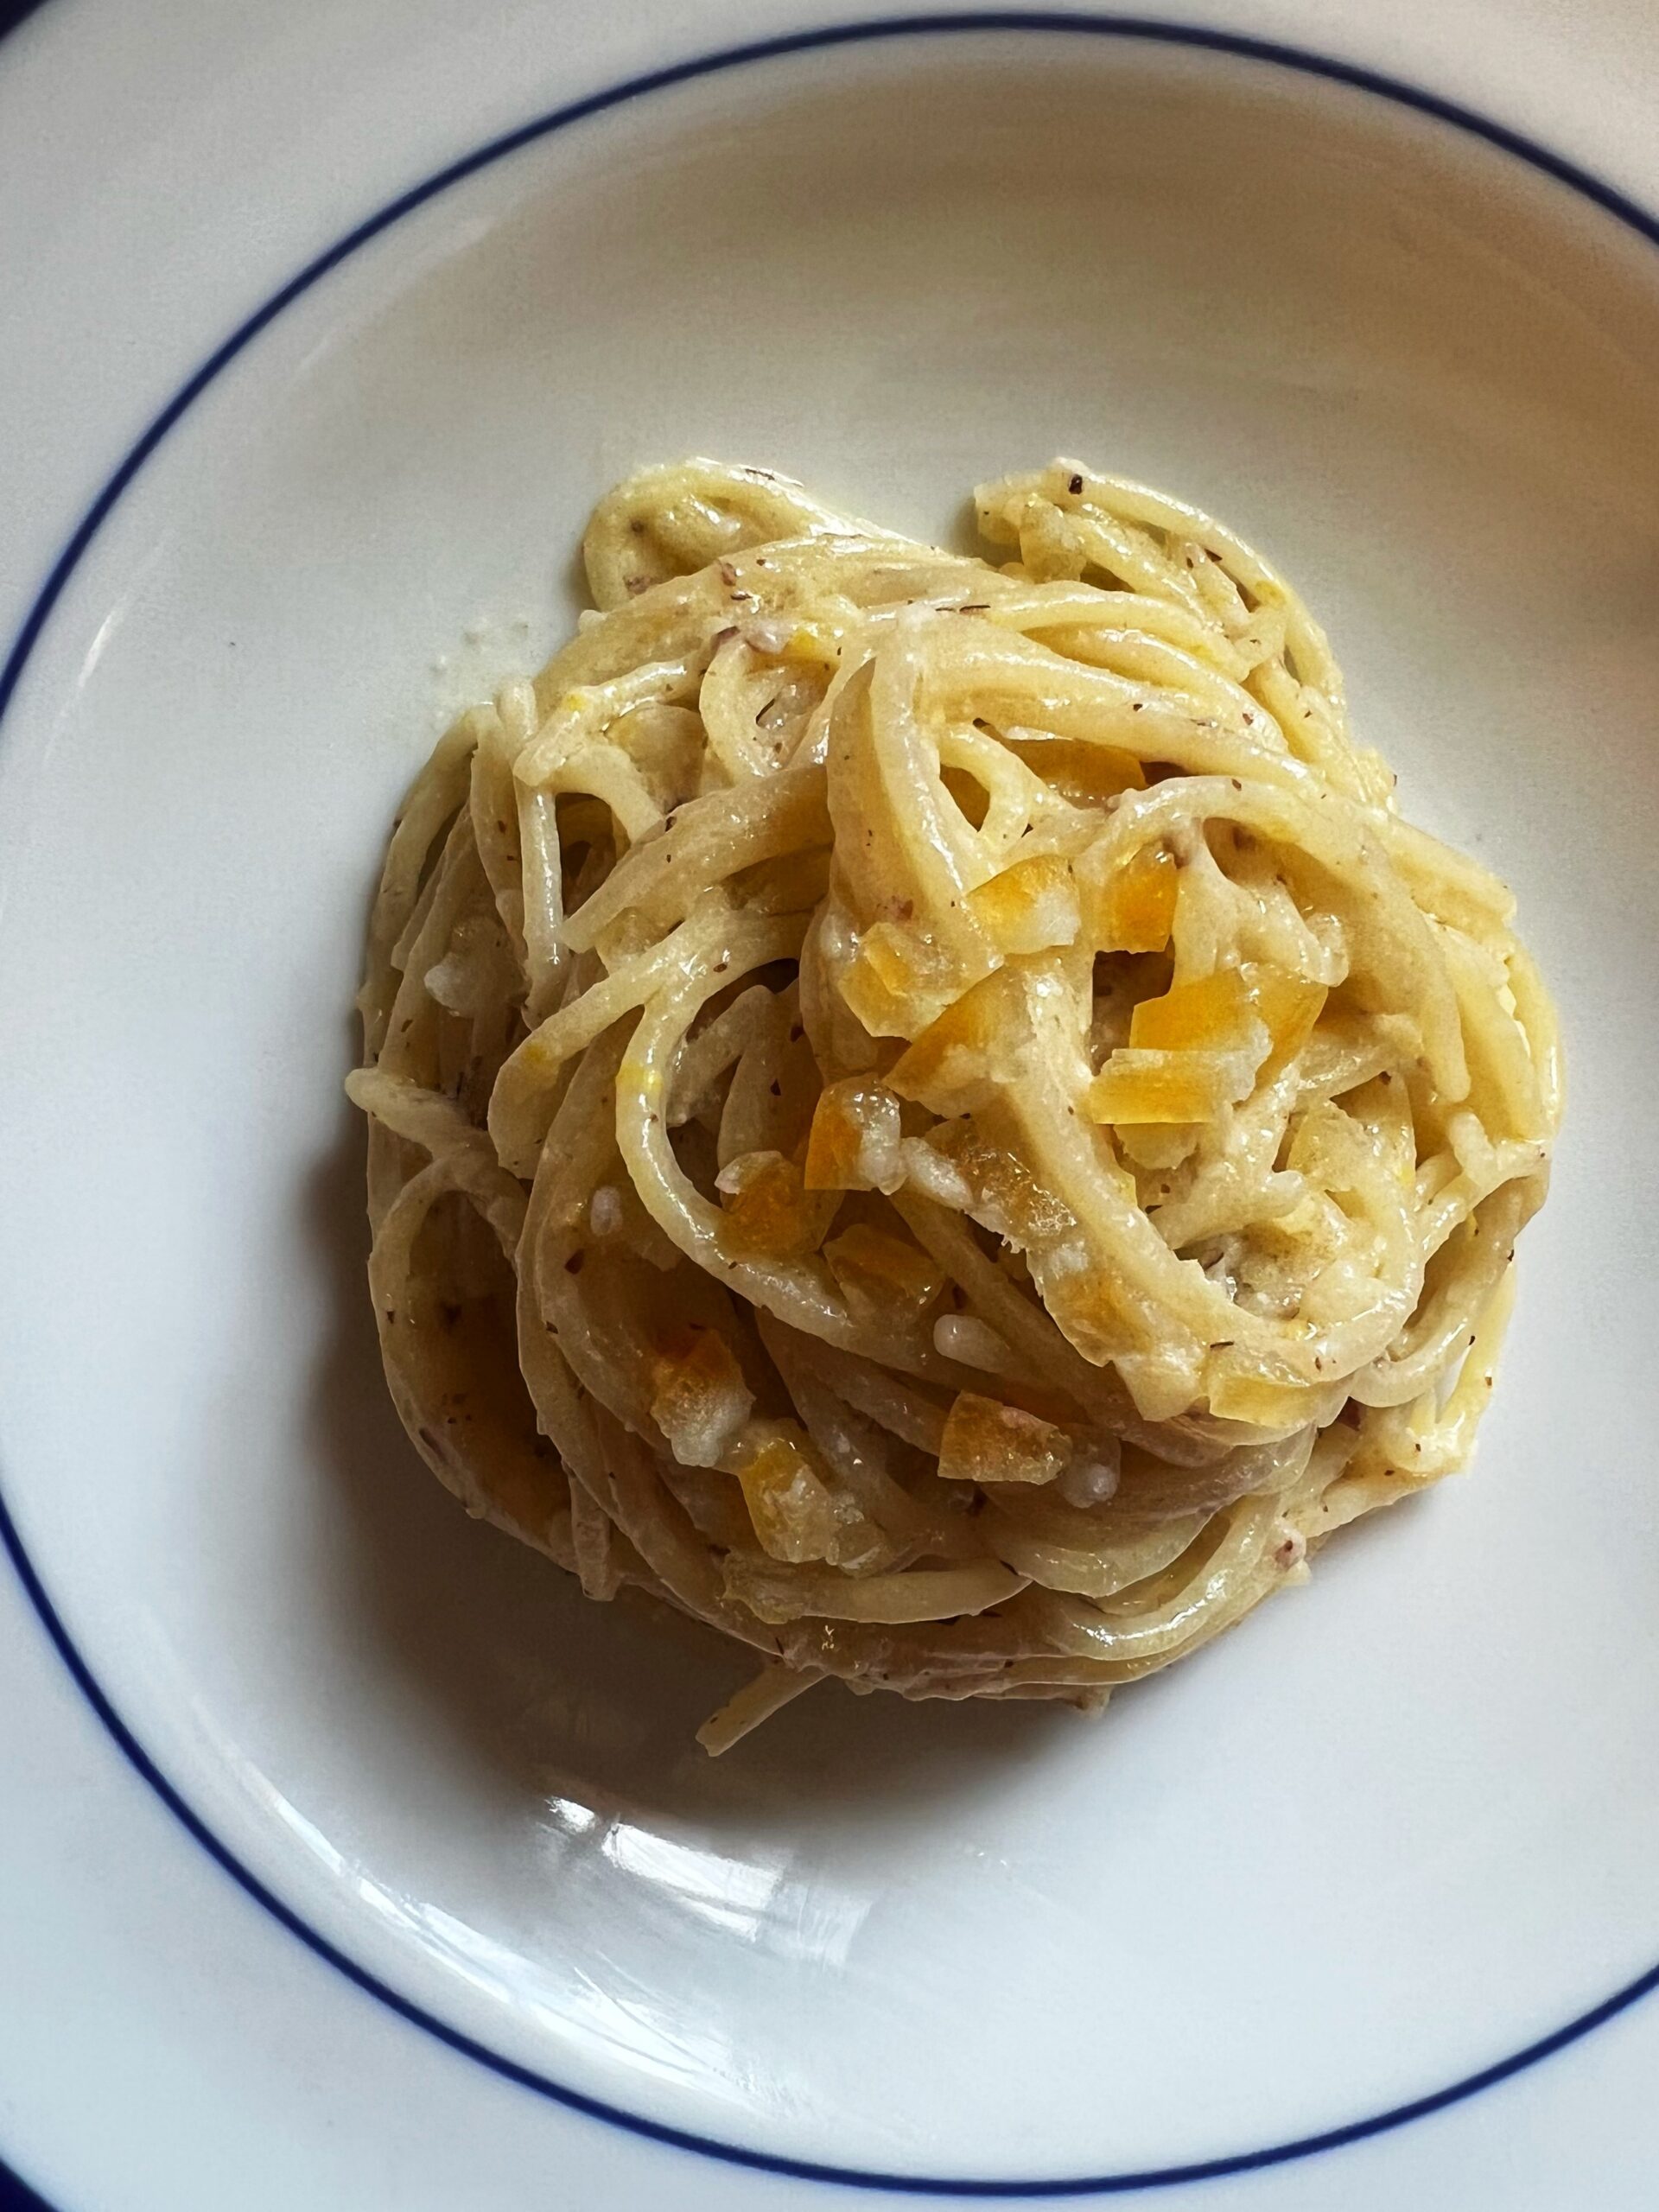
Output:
[{"xmin": 347, "ymin": 458, "xmax": 1559, "ymax": 1752}]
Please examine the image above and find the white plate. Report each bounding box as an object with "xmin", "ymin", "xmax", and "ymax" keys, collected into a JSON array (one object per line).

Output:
[{"xmin": 3, "ymin": 5, "xmax": 1659, "ymax": 2208}]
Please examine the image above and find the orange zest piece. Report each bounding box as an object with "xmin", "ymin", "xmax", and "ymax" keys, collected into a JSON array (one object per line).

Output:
[
  {"xmin": 1243, "ymin": 963, "xmax": 1327, "ymax": 1074},
  {"xmin": 938, "ymin": 1390, "xmax": 1071, "ymax": 1485},
  {"xmin": 715, "ymin": 1153, "xmax": 837, "ymax": 1262},
  {"xmin": 1045, "ymin": 1270, "xmax": 1140, "ymax": 1363},
  {"xmin": 1129, "ymin": 968, "xmax": 1255, "ymax": 1052},
  {"xmin": 1008, "ymin": 737, "xmax": 1145, "ymax": 806},
  {"xmin": 1085, "ymin": 1049, "xmax": 1238, "ymax": 1125},
  {"xmin": 928, "ymin": 1119, "xmax": 1084, "ymax": 1239},
  {"xmin": 729, "ymin": 1420, "xmax": 882, "ymax": 1568},
  {"xmin": 1093, "ymin": 842, "xmax": 1179, "ymax": 953},
  {"xmin": 804, "ymin": 1078, "xmax": 900, "ymax": 1192},
  {"xmin": 1126, "ymin": 962, "xmax": 1326, "ymax": 1069},
  {"xmin": 853, "ymin": 920, "xmax": 923, "ymax": 997},
  {"xmin": 887, "ymin": 968, "xmax": 1030, "ymax": 1116},
  {"xmin": 734, "ymin": 1430, "xmax": 842, "ymax": 1561},
  {"xmin": 967, "ymin": 852, "xmax": 1080, "ymax": 955},
  {"xmin": 838, "ymin": 915, "xmax": 973, "ymax": 1040},
  {"xmin": 649, "ymin": 1325, "xmax": 753, "ymax": 1467},
  {"xmin": 824, "ymin": 1224, "xmax": 944, "ymax": 1317}
]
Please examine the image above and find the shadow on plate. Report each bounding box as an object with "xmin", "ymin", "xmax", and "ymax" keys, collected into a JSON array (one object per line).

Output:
[{"xmin": 299, "ymin": 1077, "xmax": 1095, "ymax": 1841}]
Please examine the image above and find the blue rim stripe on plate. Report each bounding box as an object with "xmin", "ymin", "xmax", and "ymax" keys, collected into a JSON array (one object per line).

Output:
[
  {"xmin": 0, "ymin": 2161, "xmax": 57, "ymax": 2212},
  {"xmin": 0, "ymin": 3, "xmax": 46, "ymax": 41},
  {"xmin": 3, "ymin": 13, "xmax": 1658, "ymax": 2201}
]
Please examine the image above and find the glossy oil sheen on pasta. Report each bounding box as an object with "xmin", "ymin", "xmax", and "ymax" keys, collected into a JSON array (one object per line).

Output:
[{"xmin": 346, "ymin": 459, "xmax": 1559, "ymax": 1753}]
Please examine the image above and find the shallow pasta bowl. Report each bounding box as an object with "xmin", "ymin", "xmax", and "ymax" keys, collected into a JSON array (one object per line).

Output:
[{"xmin": 1, "ymin": 11, "xmax": 1657, "ymax": 2206}]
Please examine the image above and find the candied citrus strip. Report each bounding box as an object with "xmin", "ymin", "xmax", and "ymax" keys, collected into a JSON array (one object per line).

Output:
[
  {"xmin": 1085, "ymin": 1049, "xmax": 1236, "ymax": 1124},
  {"xmin": 715, "ymin": 1153, "xmax": 836, "ymax": 1262},
  {"xmin": 804, "ymin": 1085, "xmax": 864, "ymax": 1192},
  {"xmin": 839, "ymin": 915, "xmax": 979, "ymax": 1039},
  {"xmin": 804, "ymin": 1078, "xmax": 901, "ymax": 1191},
  {"xmin": 1045, "ymin": 1269, "xmax": 1141, "ymax": 1362},
  {"xmin": 781, "ymin": 621, "xmax": 840, "ymax": 665},
  {"xmin": 734, "ymin": 1433, "xmax": 844, "ymax": 1561},
  {"xmin": 855, "ymin": 920, "xmax": 925, "ymax": 995},
  {"xmin": 650, "ymin": 1326, "xmax": 753, "ymax": 1467},
  {"xmin": 1129, "ymin": 969, "xmax": 1255, "ymax": 1052},
  {"xmin": 1242, "ymin": 963, "xmax": 1327, "ymax": 1073},
  {"xmin": 1128, "ymin": 963, "xmax": 1326, "ymax": 1071},
  {"xmin": 1092, "ymin": 842, "xmax": 1178, "ymax": 953},
  {"xmin": 968, "ymin": 852, "xmax": 1080, "ymax": 955},
  {"xmin": 729, "ymin": 1421, "xmax": 882, "ymax": 1567},
  {"xmin": 1007, "ymin": 737, "xmax": 1146, "ymax": 805},
  {"xmin": 824, "ymin": 1224, "xmax": 944, "ymax": 1316},
  {"xmin": 887, "ymin": 968, "xmax": 1030, "ymax": 1115},
  {"xmin": 938, "ymin": 1390, "xmax": 1071, "ymax": 1484},
  {"xmin": 929, "ymin": 1119, "xmax": 1087, "ymax": 1238}
]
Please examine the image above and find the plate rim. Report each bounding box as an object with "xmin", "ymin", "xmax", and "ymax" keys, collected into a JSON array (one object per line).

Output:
[{"xmin": 3, "ymin": 9, "xmax": 1657, "ymax": 2198}]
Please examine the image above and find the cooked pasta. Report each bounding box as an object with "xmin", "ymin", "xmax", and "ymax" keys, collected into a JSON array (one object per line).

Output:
[{"xmin": 346, "ymin": 458, "xmax": 1559, "ymax": 1753}]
